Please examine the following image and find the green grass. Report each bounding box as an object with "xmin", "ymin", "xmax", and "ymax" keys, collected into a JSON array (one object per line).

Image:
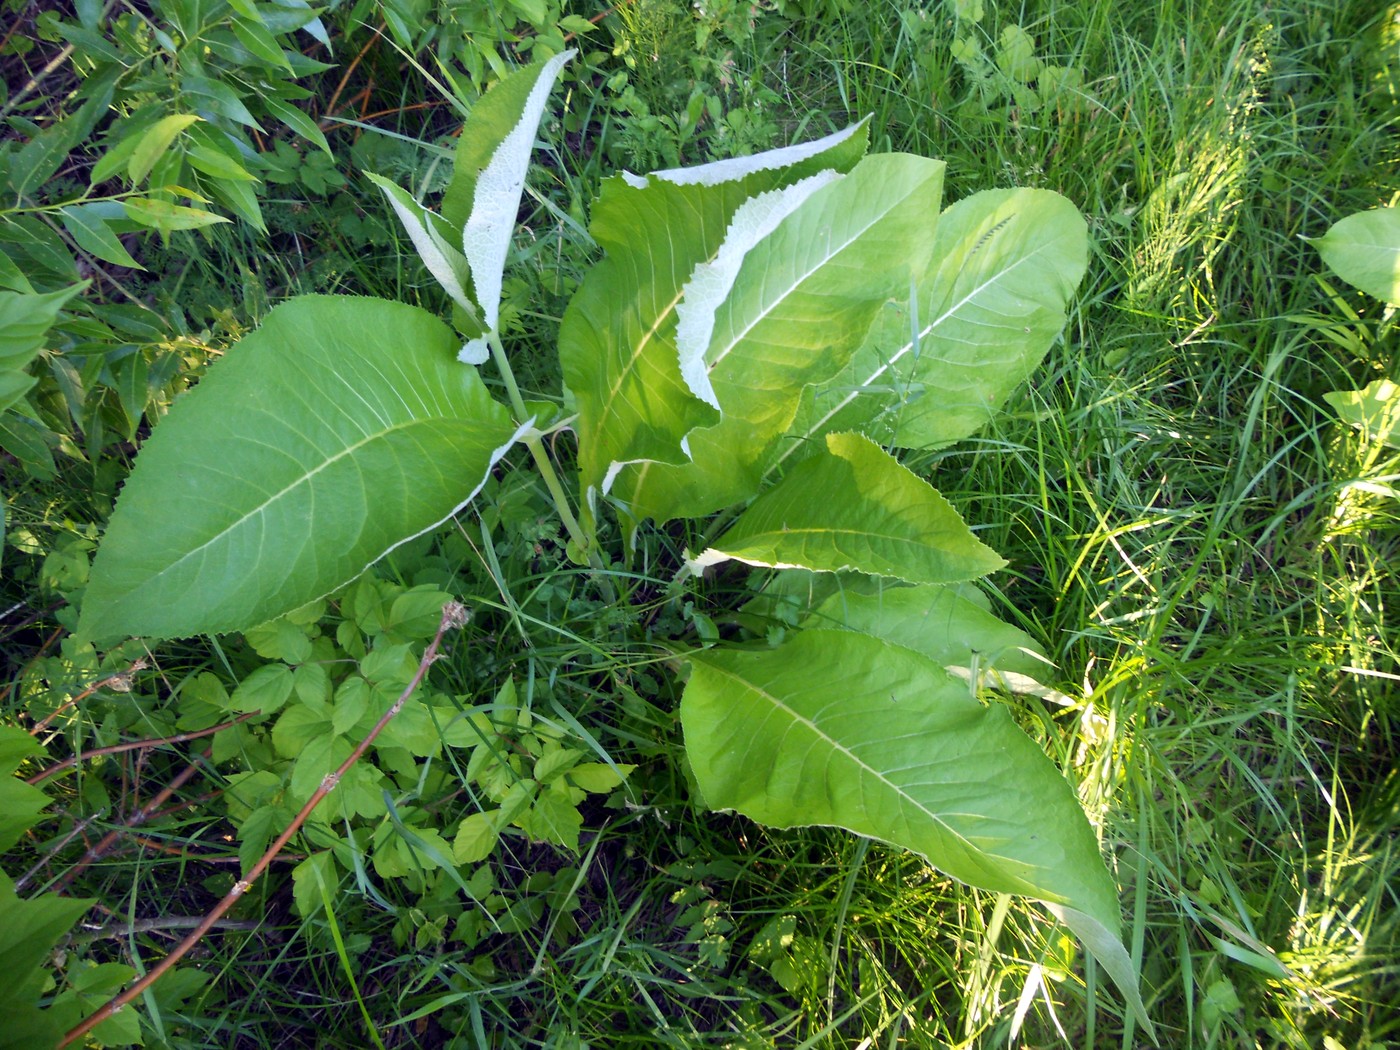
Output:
[{"xmin": 4, "ymin": 0, "xmax": 1400, "ymax": 1045}]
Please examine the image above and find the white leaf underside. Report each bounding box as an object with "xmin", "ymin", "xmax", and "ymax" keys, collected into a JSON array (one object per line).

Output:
[{"xmin": 465, "ymin": 49, "xmax": 574, "ymax": 333}]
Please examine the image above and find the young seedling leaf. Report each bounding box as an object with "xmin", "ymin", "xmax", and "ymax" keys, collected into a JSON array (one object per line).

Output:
[
  {"xmin": 1307, "ymin": 206, "xmax": 1400, "ymax": 305},
  {"xmin": 79, "ymin": 295, "xmax": 519, "ymax": 642},
  {"xmin": 615, "ymin": 153, "xmax": 945, "ymax": 520},
  {"xmin": 682, "ymin": 628, "xmax": 1147, "ymax": 1033},
  {"xmin": 691, "ymin": 432, "xmax": 1004, "ymax": 583},
  {"xmin": 1323, "ymin": 377, "xmax": 1400, "ymax": 448}
]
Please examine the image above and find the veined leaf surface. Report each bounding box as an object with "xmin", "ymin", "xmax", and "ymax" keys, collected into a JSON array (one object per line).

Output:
[
  {"xmin": 683, "ymin": 628, "xmax": 1149, "ymax": 1032},
  {"xmin": 616, "ymin": 154, "xmax": 947, "ymax": 521},
  {"xmin": 806, "ymin": 581, "xmax": 1050, "ymax": 682},
  {"xmin": 683, "ymin": 628, "xmax": 1120, "ymax": 921},
  {"xmin": 1308, "ymin": 206, "xmax": 1400, "ymax": 305},
  {"xmin": 772, "ymin": 188, "xmax": 1087, "ymax": 472},
  {"xmin": 79, "ymin": 296, "xmax": 518, "ymax": 642},
  {"xmin": 559, "ymin": 122, "xmax": 870, "ymax": 510},
  {"xmin": 691, "ymin": 432, "xmax": 1003, "ymax": 583},
  {"xmin": 366, "ymin": 173, "xmax": 480, "ymax": 326}
]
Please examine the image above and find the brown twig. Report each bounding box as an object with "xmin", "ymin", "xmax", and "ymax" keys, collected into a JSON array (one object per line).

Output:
[
  {"xmin": 67, "ymin": 915, "xmax": 262, "ymax": 947},
  {"xmin": 28, "ymin": 659, "xmax": 149, "ymax": 736},
  {"xmin": 59, "ymin": 602, "xmax": 468, "ymax": 1048},
  {"xmin": 320, "ymin": 23, "xmax": 384, "ymax": 129},
  {"xmin": 28, "ymin": 712, "xmax": 256, "ymax": 785},
  {"xmin": 52, "ymin": 748, "xmax": 212, "ymax": 893}
]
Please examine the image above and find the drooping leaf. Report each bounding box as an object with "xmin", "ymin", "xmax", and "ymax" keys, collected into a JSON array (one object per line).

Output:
[
  {"xmin": 691, "ymin": 432, "xmax": 1004, "ymax": 584},
  {"xmin": 773, "ymin": 188, "xmax": 1087, "ymax": 470},
  {"xmin": 614, "ymin": 153, "xmax": 946, "ymax": 521},
  {"xmin": 1308, "ymin": 206, "xmax": 1400, "ymax": 305},
  {"xmin": 682, "ymin": 628, "xmax": 1144, "ymax": 1026},
  {"xmin": 559, "ymin": 121, "xmax": 870, "ymax": 514},
  {"xmin": 123, "ymin": 197, "xmax": 231, "ymax": 233},
  {"xmin": 365, "ymin": 172, "xmax": 481, "ymax": 325},
  {"xmin": 60, "ymin": 204, "xmax": 145, "ymax": 270},
  {"xmin": 1323, "ymin": 377, "xmax": 1400, "ymax": 448},
  {"xmin": 79, "ymin": 295, "xmax": 519, "ymax": 642}
]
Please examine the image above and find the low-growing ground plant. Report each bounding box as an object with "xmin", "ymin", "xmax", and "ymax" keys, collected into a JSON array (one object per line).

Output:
[{"xmin": 69, "ymin": 51, "xmax": 1154, "ymax": 1037}]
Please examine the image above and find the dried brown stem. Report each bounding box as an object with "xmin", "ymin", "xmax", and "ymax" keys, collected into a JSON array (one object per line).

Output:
[
  {"xmin": 29, "ymin": 659, "xmax": 149, "ymax": 735},
  {"xmin": 58, "ymin": 603, "xmax": 467, "ymax": 1048},
  {"xmin": 52, "ymin": 748, "xmax": 211, "ymax": 893},
  {"xmin": 28, "ymin": 712, "xmax": 256, "ymax": 785}
]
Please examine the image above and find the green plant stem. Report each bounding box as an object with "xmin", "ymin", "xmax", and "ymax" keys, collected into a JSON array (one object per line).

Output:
[{"xmin": 485, "ymin": 329, "xmax": 617, "ymax": 604}]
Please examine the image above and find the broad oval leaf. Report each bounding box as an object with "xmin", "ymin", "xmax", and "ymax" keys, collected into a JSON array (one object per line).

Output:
[
  {"xmin": 691, "ymin": 432, "xmax": 1004, "ymax": 583},
  {"xmin": 559, "ymin": 122, "xmax": 870, "ymax": 512},
  {"xmin": 683, "ymin": 628, "xmax": 1147, "ymax": 1028},
  {"xmin": 683, "ymin": 628, "xmax": 1120, "ymax": 914},
  {"xmin": 616, "ymin": 153, "xmax": 947, "ymax": 521},
  {"xmin": 1308, "ymin": 206, "xmax": 1400, "ymax": 305},
  {"xmin": 772, "ymin": 187, "xmax": 1087, "ymax": 474},
  {"xmin": 79, "ymin": 295, "xmax": 519, "ymax": 642}
]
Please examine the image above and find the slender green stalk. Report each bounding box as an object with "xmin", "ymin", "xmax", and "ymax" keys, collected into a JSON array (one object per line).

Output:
[{"xmin": 485, "ymin": 329, "xmax": 616, "ymax": 604}]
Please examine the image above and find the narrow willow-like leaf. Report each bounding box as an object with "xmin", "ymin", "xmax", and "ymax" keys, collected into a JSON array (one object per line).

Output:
[
  {"xmin": 79, "ymin": 296, "xmax": 519, "ymax": 642},
  {"xmin": 682, "ymin": 628, "xmax": 1127, "ymax": 966},
  {"xmin": 1308, "ymin": 206, "xmax": 1400, "ymax": 305},
  {"xmin": 0, "ymin": 284, "xmax": 85, "ymax": 414},
  {"xmin": 807, "ymin": 581, "xmax": 1049, "ymax": 682},
  {"xmin": 691, "ymin": 432, "xmax": 1003, "ymax": 583},
  {"xmin": 772, "ymin": 187, "xmax": 1087, "ymax": 472},
  {"xmin": 616, "ymin": 154, "xmax": 946, "ymax": 521},
  {"xmin": 559, "ymin": 122, "xmax": 870, "ymax": 512}
]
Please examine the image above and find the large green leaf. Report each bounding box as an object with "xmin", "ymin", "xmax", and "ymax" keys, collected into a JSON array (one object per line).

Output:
[
  {"xmin": 79, "ymin": 295, "xmax": 519, "ymax": 642},
  {"xmin": 1308, "ymin": 206, "xmax": 1400, "ymax": 305},
  {"xmin": 806, "ymin": 581, "xmax": 1051, "ymax": 683},
  {"xmin": 771, "ymin": 187, "xmax": 1087, "ymax": 473},
  {"xmin": 691, "ymin": 432, "xmax": 1003, "ymax": 583},
  {"xmin": 559, "ymin": 122, "xmax": 870, "ymax": 514},
  {"xmin": 683, "ymin": 628, "xmax": 1148, "ymax": 1030},
  {"xmin": 615, "ymin": 153, "xmax": 947, "ymax": 521}
]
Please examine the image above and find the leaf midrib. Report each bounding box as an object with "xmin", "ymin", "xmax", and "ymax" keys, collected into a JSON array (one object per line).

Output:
[{"xmin": 143, "ymin": 416, "xmax": 442, "ymax": 587}]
